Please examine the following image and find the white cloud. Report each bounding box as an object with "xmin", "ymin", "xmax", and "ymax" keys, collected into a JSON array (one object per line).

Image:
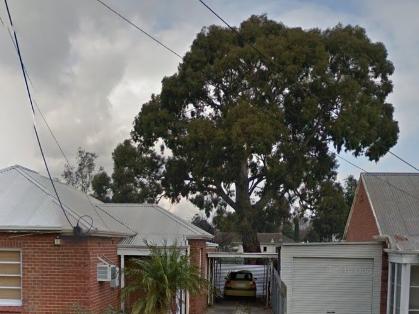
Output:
[{"xmin": 1, "ymin": 0, "xmax": 419, "ymax": 218}]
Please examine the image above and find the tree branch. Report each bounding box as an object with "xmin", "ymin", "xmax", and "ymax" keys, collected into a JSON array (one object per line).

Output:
[
  {"xmin": 249, "ymin": 176, "xmax": 265, "ymax": 196},
  {"xmin": 216, "ymin": 184, "xmax": 237, "ymax": 211}
]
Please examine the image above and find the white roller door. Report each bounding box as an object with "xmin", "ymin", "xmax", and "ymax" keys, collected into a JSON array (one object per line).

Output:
[
  {"xmin": 281, "ymin": 242, "xmax": 383, "ymax": 314},
  {"xmin": 292, "ymin": 257, "xmax": 374, "ymax": 314}
]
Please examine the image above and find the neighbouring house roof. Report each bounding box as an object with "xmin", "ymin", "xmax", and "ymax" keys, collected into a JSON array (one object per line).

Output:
[
  {"xmin": 0, "ymin": 165, "xmax": 212, "ymax": 245},
  {"xmin": 214, "ymin": 231, "xmax": 293, "ymax": 246},
  {"xmin": 0, "ymin": 165, "xmax": 134, "ymax": 236},
  {"xmin": 102, "ymin": 204, "xmax": 213, "ymax": 248},
  {"xmin": 357, "ymin": 172, "xmax": 419, "ymax": 251}
]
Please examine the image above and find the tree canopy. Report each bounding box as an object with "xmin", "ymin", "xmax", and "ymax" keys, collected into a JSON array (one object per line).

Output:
[
  {"xmin": 306, "ymin": 175, "xmax": 358, "ymax": 242},
  {"xmin": 113, "ymin": 16, "xmax": 398, "ymax": 251},
  {"xmin": 62, "ymin": 147, "xmax": 99, "ymax": 193}
]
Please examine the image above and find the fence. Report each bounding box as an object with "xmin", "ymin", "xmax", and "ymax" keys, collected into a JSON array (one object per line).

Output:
[{"xmin": 271, "ymin": 268, "xmax": 286, "ymax": 314}]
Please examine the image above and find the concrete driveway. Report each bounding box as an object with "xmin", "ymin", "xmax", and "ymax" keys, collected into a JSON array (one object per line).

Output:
[{"xmin": 206, "ymin": 300, "xmax": 272, "ymax": 314}]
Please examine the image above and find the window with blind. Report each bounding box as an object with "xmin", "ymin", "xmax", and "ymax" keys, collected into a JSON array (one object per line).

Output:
[{"xmin": 0, "ymin": 250, "xmax": 21, "ymax": 306}]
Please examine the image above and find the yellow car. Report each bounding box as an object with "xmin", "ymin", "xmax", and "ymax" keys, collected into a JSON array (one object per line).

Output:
[{"xmin": 224, "ymin": 270, "xmax": 257, "ymax": 298}]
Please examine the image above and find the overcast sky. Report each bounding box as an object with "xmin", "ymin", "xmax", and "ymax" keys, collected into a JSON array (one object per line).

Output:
[{"xmin": 1, "ymin": 0, "xmax": 418, "ymax": 219}]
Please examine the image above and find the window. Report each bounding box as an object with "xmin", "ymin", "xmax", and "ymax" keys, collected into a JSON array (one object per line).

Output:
[
  {"xmin": 0, "ymin": 250, "xmax": 21, "ymax": 306},
  {"xmin": 409, "ymin": 265, "xmax": 419, "ymax": 313},
  {"xmin": 263, "ymin": 246, "xmax": 267, "ymax": 252}
]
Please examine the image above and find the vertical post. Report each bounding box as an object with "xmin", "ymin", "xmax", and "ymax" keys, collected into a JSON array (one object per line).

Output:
[
  {"xmin": 387, "ymin": 261, "xmax": 392, "ymax": 314},
  {"xmin": 120, "ymin": 254, "xmax": 125, "ymax": 312},
  {"xmin": 400, "ymin": 263, "xmax": 410, "ymax": 314},
  {"xmin": 186, "ymin": 245, "xmax": 190, "ymax": 314}
]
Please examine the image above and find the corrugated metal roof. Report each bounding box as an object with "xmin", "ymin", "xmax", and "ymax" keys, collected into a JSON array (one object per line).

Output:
[
  {"xmin": 214, "ymin": 231, "xmax": 292, "ymax": 245},
  {"xmin": 101, "ymin": 204, "xmax": 213, "ymax": 247},
  {"xmin": 0, "ymin": 165, "xmax": 134, "ymax": 236},
  {"xmin": 362, "ymin": 172, "xmax": 419, "ymax": 251}
]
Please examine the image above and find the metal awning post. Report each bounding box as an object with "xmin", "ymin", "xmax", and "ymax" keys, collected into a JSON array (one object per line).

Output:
[{"xmin": 120, "ymin": 254, "xmax": 125, "ymax": 312}]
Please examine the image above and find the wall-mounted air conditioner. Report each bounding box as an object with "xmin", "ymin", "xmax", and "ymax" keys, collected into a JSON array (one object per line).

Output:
[{"xmin": 97, "ymin": 263, "xmax": 111, "ymax": 282}]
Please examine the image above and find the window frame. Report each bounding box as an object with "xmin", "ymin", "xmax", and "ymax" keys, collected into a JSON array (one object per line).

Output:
[{"xmin": 0, "ymin": 249, "xmax": 22, "ymax": 306}]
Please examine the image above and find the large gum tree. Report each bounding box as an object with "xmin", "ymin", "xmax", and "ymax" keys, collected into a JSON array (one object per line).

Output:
[{"xmin": 123, "ymin": 16, "xmax": 398, "ymax": 251}]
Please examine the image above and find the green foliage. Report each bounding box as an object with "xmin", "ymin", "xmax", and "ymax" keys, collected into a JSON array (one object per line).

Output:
[
  {"xmin": 111, "ymin": 140, "xmax": 163, "ymax": 203},
  {"xmin": 124, "ymin": 244, "xmax": 207, "ymax": 314},
  {"xmin": 62, "ymin": 147, "xmax": 98, "ymax": 193},
  {"xmin": 115, "ymin": 16, "xmax": 398, "ymax": 250},
  {"xmin": 307, "ymin": 176, "xmax": 358, "ymax": 241},
  {"xmin": 92, "ymin": 170, "xmax": 112, "ymax": 202}
]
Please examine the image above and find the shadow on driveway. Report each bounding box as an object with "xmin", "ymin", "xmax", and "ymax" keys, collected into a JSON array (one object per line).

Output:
[{"xmin": 206, "ymin": 298, "xmax": 272, "ymax": 314}]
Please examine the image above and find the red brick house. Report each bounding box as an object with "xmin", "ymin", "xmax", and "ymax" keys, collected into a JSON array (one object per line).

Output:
[
  {"xmin": 344, "ymin": 173, "xmax": 419, "ymax": 314},
  {"xmin": 0, "ymin": 165, "xmax": 212, "ymax": 314}
]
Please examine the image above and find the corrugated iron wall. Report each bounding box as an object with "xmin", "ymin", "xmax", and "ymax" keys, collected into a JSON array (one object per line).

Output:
[{"xmin": 215, "ymin": 263, "xmax": 269, "ymax": 297}]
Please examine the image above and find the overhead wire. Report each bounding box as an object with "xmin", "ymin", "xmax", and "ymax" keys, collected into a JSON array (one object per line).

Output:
[
  {"xmin": 94, "ymin": 0, "xmax": 182, "ymax": 59},
  {"xmin": 336, "ymin": 154, "xmax": 419, "ymax": 204},
  {"xmin": 388, "ymin": 150, "xmax": 419, "ymax": 172},
  {"xmin": 197, "ymin": 0, "xmax": 273, "ymax": 65},
  {"xmin": 195, "ymin": 0, "xmax": 419, "ymax": 199},
  {"xmin": 3, "ymin": 0, "xmax": 74, "ymax": 228}
]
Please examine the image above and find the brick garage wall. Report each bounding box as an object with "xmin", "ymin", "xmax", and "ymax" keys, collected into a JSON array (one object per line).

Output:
[
  {"xmin": 344, "ymin": 180, "xmax": 388, "ymax": 314},
  {"xmin": 0, "ymin": 232, "xmax": 120, "ymax": 314},
  {"xmin": 188, "ymin": 239, "xmax": 208, "ymax": 314},
  {"xmin": 345, "ymin": 180, "xmax": 379, "ymax": 241},
  {"xmin": 380, "ymin": 252, "xmax": 388, "ymax": 314}
]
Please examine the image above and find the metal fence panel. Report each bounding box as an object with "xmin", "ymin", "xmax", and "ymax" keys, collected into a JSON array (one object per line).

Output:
[{"xmin": 271, "ymin": 268, "xmax": 286, "ymax": 314}]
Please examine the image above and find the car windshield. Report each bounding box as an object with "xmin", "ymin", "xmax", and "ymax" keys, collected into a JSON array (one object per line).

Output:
[{"xmin": 230, "ymin": 272, "xmax": 252, "ymax": 281}]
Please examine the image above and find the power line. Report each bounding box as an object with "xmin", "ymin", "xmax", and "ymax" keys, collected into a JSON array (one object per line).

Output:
[
  {"xmin": 336, "ymin": 154, "xmax": 367, "ymax": 173},
  {"xmin": 33, "ymin": 100, "xmax": 71, "ymax": 166},
  {"xmin": 197, "ymin": 0, "xmax": 271, "ymax": 64},
  {"xmin": 389, "ymin": 150, "xmax": 419, "ymax": 172},
  {"xmin": 337, "ymin": 154, "xmax": 419, "ymax": 204},
  {"xmin": 3, "ymin": 0, "xmax": 74, "ymax": 228},
  {"xmin": 94, "ymin": 0, "xmax": 182, "ymax": 59}
]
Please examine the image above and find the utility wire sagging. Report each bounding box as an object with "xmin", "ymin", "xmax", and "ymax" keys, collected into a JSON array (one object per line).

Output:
[
  {"xmin": 3, "ymin": 0, "xmax": 74, "ymax": 229},
  {"xmin": 95, "ymin": 0, "xmax": 182, "ymax": 59}
]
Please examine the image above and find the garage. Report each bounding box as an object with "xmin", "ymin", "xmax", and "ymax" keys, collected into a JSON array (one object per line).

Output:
[{"xmin": 281, "ymin": 242, "xmax": 383, "ymax": 314}]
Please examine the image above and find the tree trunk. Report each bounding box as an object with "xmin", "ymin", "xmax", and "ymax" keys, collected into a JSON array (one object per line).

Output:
[{"xmin": 239, "ymin": 212, "xmax": 260, "ymax": 253}]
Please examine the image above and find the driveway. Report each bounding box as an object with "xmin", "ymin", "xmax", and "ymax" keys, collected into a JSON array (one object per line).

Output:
[{"xmin": 206, "ymin": 300, "xmax": 272, "ymax": 314}]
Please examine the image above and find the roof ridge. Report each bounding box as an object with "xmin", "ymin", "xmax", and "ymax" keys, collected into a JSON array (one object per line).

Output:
[
  {"xmin": 13, "ymin": 166, "xmax": 83, "ymax": 224},
  {"xmin": 151, "ymin": 204, "xmax": 212, "ymax": 236},
  {"xmin": 362, "ymin": 172, "xmax": 419, "ymax": 176},
  {"xmin": 94, "ymin": 204, "xmax": 137, "ymax": 235}
]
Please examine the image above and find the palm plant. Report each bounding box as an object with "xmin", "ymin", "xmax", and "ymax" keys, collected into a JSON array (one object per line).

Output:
[{"xmin": 124, "ymin": 243, "xmax": 207, "ymax": 314}]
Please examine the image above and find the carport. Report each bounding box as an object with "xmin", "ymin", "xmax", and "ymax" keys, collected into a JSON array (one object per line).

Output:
[{"xmin": 207, "ymin": 252, "xmax": 279, "ymax": 308}]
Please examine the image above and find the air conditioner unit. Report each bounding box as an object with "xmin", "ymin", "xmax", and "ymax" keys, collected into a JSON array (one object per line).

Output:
[
  {"xmin": 110, "ymin": 265, "xmax": 120, "ymax": 288},
  {"xmin": 97, "ymin": 263, "xmax": 111, "ymax": 282}
]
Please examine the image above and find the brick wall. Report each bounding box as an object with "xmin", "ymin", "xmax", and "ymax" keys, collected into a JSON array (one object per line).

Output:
[
  {"xmin": 0, "ymin": 232, "xmax": 120, "ymax": 314},
  {"xmin": 188, "ymin": 239, "xmax": 208, "ymax": 314},
  {"xmin": 344, "ymin": 180, "xmax": 387, "ymax": 314},
  {"xmin": 380, "ymin": 252, "xmax": 388, "ymax": 314},
  {"xmin": 345, "ymin": 180, "xmax": 379, "ymax": 241}
]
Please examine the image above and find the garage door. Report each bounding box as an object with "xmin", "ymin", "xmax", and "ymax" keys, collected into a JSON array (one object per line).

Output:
[{"xmin": 291, "ymin": 257, "xmax": 374, "ymax": 314}]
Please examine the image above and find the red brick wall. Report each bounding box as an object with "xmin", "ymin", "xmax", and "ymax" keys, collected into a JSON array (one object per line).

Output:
[
  {"xmin": 380, "ymin": 252, "xmax": 388, "ymax": 314},
  {"xmin": 344, "ymin": 180, "xmax": 387, "ymax": 314},
  {"xmin": 345, "ymin": 180, "xmax": 379, "ymax": 241},
  {"xmin": 0, "ymin": 232, "xmax": 120, "ymax": 314},
  {"xmin": 188, "ymin": 239, "xmax": 208, "ymax": 314}
]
